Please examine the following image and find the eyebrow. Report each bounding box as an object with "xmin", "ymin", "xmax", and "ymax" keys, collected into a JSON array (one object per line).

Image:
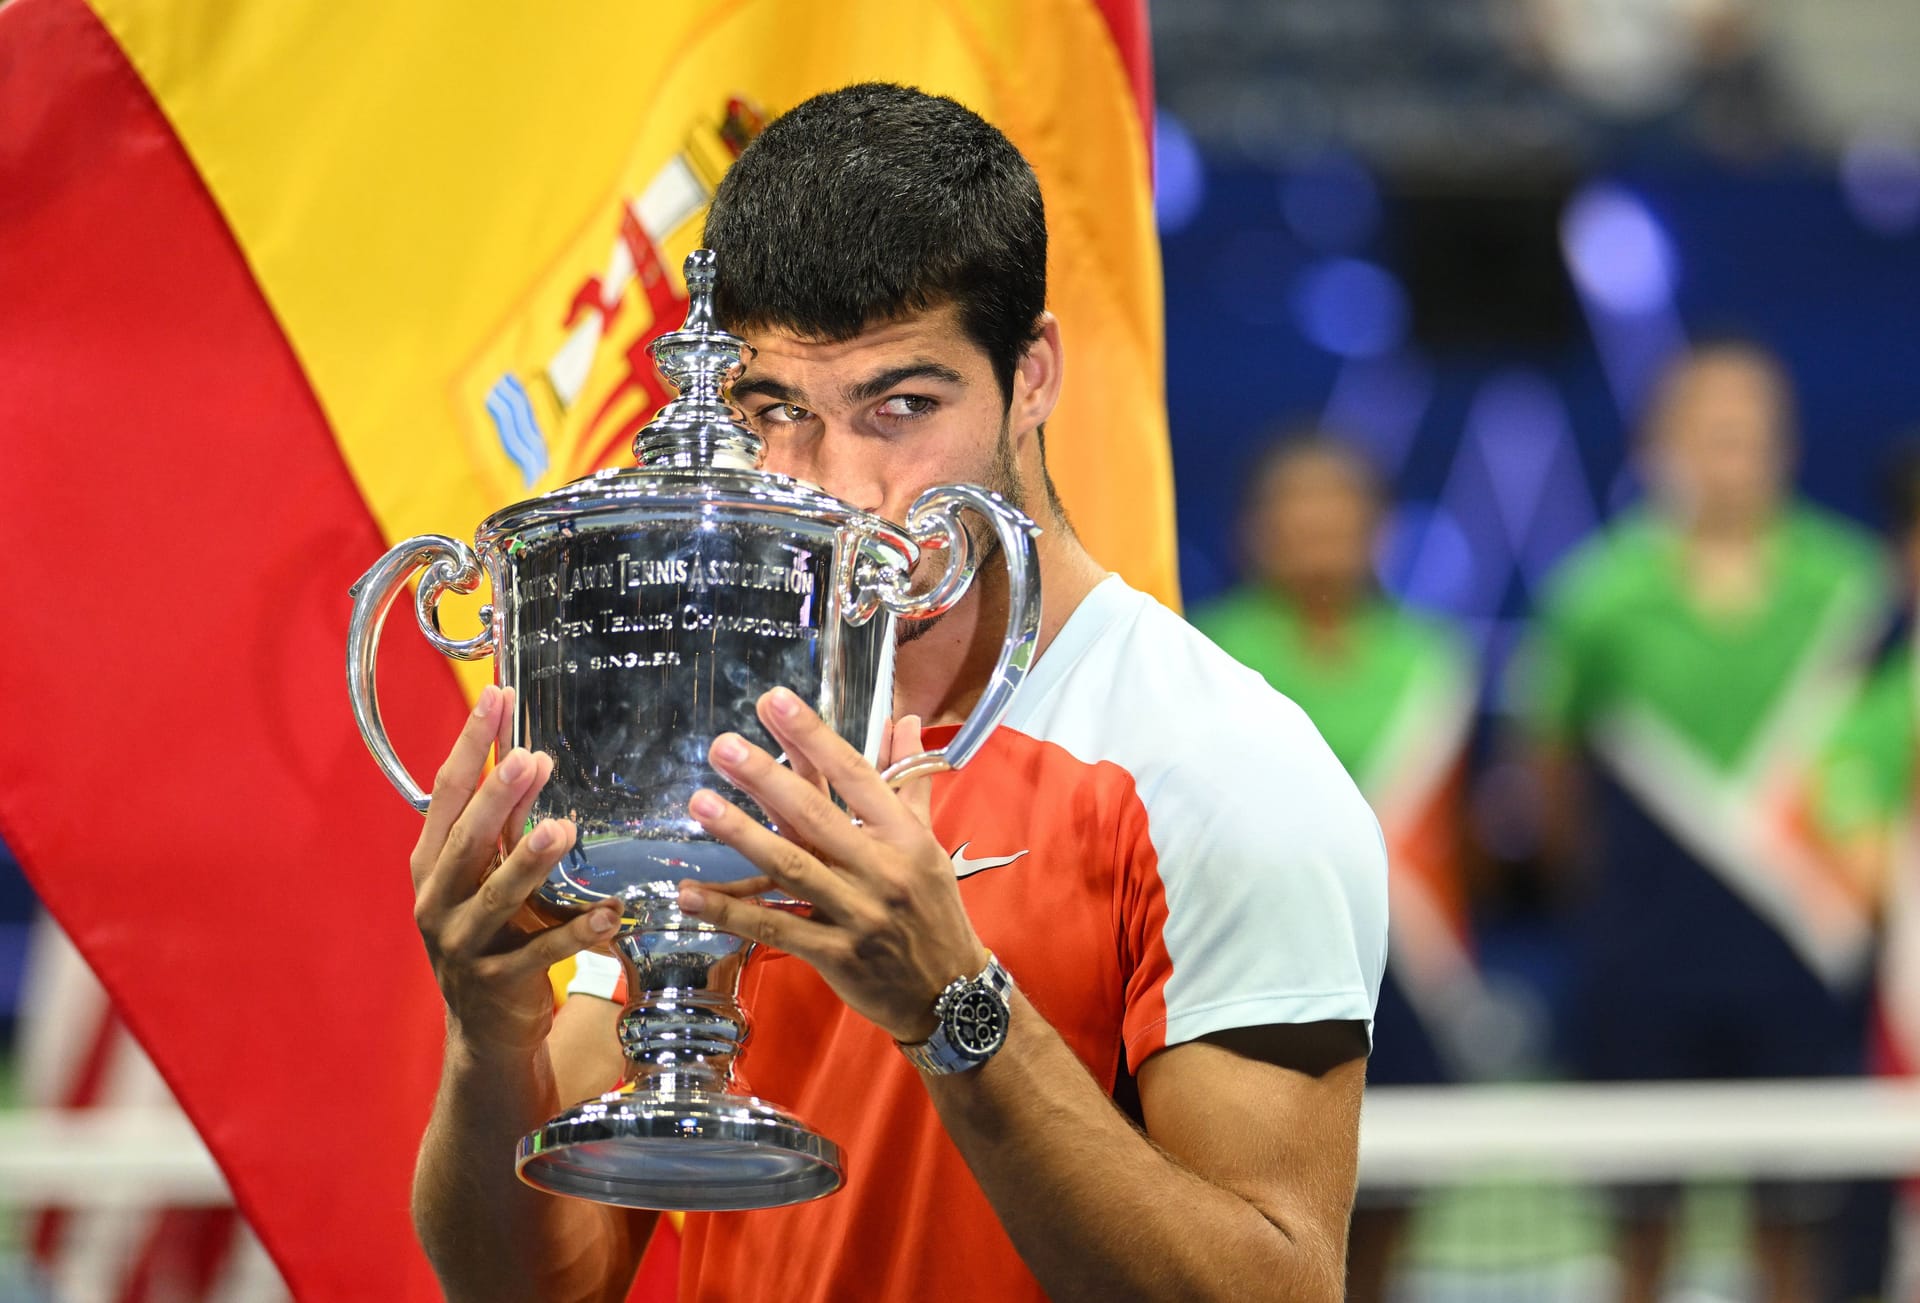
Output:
[
  {"xmin": 731, "ymin": 361, "xmax": 968, "ymax": 410},
  {"xmin": 731, "ymin": 375, "xmax": 804, "ymax": 405},
  {"xmin": 842, "ymin": 362, "xmax": 966, "ymax": 405}
]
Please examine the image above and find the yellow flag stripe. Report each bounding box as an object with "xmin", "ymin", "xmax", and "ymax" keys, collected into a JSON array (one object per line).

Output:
[{"xmin": 93, "ymin": 0, "xmax": 1177, "ymax": 700}]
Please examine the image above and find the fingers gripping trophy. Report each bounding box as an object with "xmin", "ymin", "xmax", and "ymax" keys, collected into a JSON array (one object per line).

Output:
[{"xmin": 346, "ymin": 250, "xmax": 1041, "ymax": 1211}]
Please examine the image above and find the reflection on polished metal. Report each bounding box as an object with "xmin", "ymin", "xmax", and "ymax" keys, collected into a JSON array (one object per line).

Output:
[{"xmin": 346, "ymin": 249, "xmax": 1042, "ymax": 1210}]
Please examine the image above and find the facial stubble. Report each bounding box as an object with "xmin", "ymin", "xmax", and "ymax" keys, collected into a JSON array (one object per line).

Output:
[{"xmin": 894, "ymin": 415, "xmax": 1026, "ymax": 646}]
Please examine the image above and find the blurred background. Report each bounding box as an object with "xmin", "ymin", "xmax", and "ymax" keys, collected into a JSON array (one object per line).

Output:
[
  {"xmin": 1157, "ymin": 1, "xmax": 1920, "ymax": 1298},
  {"xmin": 7, "ymin": 0, "xmax": 1920, "ymax": 1298},
  {"xmin": 1159, "ymin": 0, "xmax": 1920, "ymax": 642},
  {"xmin": 1152, "ymin": 2, "xmax": 1920, "ymax": 1303}
]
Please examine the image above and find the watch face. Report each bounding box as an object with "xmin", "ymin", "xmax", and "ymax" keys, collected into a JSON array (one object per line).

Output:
[{"xmin": 947, "ymin": 984, "xmax": 1011, "ymax": 1058}]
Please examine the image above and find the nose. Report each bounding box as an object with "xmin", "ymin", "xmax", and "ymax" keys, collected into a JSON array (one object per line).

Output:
[{"xmin": 763, "ymin": 425, "xmax": 888, "ymax": 516}]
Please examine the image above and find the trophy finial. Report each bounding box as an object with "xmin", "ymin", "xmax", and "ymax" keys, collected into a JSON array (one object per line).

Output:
[
  {"xmin": 679, "ymin": 250, "xmax": 718, "ymax": 333},
  {"xmin": 631, "ymin": 250, "xmax": 762, "ymax": 472}
]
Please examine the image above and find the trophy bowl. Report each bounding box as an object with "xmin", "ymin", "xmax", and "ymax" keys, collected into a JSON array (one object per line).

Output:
[{"xmin": 347, "ymin": 250, "xmax": 1041, "ymax": 1210}]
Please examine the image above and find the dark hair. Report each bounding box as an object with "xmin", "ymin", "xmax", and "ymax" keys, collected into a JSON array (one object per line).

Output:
[{"xmin": 703, "ymin": 83, "xmax": 1048, "ymax": 407}]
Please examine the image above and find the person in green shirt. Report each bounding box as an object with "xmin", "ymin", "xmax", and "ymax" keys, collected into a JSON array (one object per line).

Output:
[
  {"xmin": 1193, "ymin": 433, "xmax": 1480, "ymax": 1303},
  {"xmin": 1815, "ymin": 446, "xmax": 1920, "ymax": 915},
  {"xmin": 1515, "ymin": 340, "xmax": 1890, "ymax": 1302},
  {"xmin": 1814, "ymin": 639, "xmax": 1913, "ymax": 908},
  {"xmin": 1812, "ymin": 444, "xmax": 1920, "ymax": 1300}
]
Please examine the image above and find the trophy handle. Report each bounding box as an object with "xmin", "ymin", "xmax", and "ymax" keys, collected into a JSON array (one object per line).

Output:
[
  {"xmin": 869, "ymin": 485, "xmax": 1042, "ymax": 786},
  {"xmin": 347, "ymin": 534, "xmax": 496, "ymax": 813}
]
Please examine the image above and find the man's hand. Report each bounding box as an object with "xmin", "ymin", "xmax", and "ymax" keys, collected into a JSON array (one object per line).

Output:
[
  {"xmin": 676, "ymin": 686, "xmax": 983, "ymax": 1044},
  {"xmin": 412, "ymin": 684, "xmax": 621, "ymax": 1057}
]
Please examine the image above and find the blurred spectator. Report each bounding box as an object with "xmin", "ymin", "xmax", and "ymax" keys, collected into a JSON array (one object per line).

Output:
[
  {"xmin": 1512, "ymin": 0, "xmax": 1796, "ymax": 156},
  {"xmin": 1517, "ymin": 0, "xmax": 1751, "ymax": 117},
  {"xmin": 1189, "ymin": 433, "xmax": 1482, "ymax": 1301},
  {"xmin": 1811, "ymin": 442, "xmax": 1920, "ymax": 1298},
  {"xmin": 1512, "ymin": 340, "xmax": 1891, "ymax": 1301},
  {"xmin": 1814, "ymin": 444, "xmax": 1920, "ymax": 907}
]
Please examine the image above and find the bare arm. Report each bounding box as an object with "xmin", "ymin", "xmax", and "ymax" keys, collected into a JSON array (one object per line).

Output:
[
  {"xmin": 548, "ymin": 988, "xmax": 628, "ymax": 1107},
  {"xmin": 407, "ymin": 686, "xmax": 653, "ymax": 1303},
  {"xmin": 677, "ymin": 689, "xmax": 1363, "ymax": 1299},
  {"xmin": 413, "ymin": 1028, "xmax": 653, "ymax": 1303},
  {"xmin": 923, "ymin": 1010, "xmax": 1364, "ymax": 1301}
]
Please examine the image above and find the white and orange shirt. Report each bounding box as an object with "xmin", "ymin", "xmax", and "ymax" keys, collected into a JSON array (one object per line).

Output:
[{"xmin": 672, "ymin": 575, "xmax": 1388, "ymax": 1303}]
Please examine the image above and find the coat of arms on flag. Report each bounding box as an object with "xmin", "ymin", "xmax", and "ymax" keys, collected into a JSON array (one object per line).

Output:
[{"xmin": 456, "ymin": 98, "xmax": 766, "ymax": 498}]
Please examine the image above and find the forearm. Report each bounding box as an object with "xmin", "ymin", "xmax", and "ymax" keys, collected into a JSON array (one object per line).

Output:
[
  {"xmin": 412, "ymin": 1028, "xmax": 646, "ymax": 1303},
  {"xmin": 923, "ymin": 997, "xmax": 1345, "ymax": 1303}
]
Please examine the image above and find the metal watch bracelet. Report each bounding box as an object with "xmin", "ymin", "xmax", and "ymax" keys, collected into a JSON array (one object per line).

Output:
[{"xmin": 897, "ymin": 953, "xmax": 1016, "ymax": 1075}]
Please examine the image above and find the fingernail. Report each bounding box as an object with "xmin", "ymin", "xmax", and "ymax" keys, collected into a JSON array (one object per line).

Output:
[
  {"xmin": 527, "ymin": 821, "xmax": 554, "ymax": 852},
  {"xmin": 473, "ymin": 685, "xmax": 498, "ymax": 717},
  {"xmin": 690, "ymin": 791, "xmax": 725, "ymax": 820},
  {"xmin": 498, "ymin": 749, "xmax": 530, "ymax": 783},
  {"xmin": 678, "ymin": 887, "xmax": 707, "ymax": 915},
  {"xmin": 589, "ymin": 908, "xmax": 617, "ymax": 934},
  {"xmin": 714, "ymin": 735, "xmax": 749, "ymax": 767},
  {"xmin": 769, "ymin": 687, "xmax": 800, "ymax": 718}
]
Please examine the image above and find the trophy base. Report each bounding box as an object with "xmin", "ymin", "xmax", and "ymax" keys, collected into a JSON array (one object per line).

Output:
[{"xmin": 516, "ymin": 1086, "xmax": 844, "ymax": 1211}]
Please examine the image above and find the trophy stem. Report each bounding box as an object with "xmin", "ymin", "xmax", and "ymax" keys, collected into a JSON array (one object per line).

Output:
[
  {"xmin": 516, "ymin": 892, "xmax": 843, "ymax": 1210},
  {"xmin": 611, "ymin": 910, "xmax": 751, "ymax": 1097}
]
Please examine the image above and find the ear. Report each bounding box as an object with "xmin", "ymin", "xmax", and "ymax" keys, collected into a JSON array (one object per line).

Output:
[{"xmin": 1009, "ymin": 313, "xmax": 1063, "ymax": 442}]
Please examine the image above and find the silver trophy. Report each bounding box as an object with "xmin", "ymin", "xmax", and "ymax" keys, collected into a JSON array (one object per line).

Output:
[{"xmin": 347, "ymin": 250, "xmax": 1040, "ymax": 1211}]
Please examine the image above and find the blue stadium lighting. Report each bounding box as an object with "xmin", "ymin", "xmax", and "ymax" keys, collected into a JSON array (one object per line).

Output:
[
  {"xmin": 1560, "ymin": 182, "xmax": 1678, "ymax": 317},
  {"xmin": 1279, "ymin": 153, "xmax": 1381, "ymax": 254},
  {"xmin": 1458, "ymin": 370, "xmax": 1595, "ymax": 595},
  {"xmin": 1468, "ymin": 372, "xmax": 1561, "ymax": 546},
  {"xmin": 1840, "ymin": 133, "xmax": 1920, "ymax": 237},
  {"xmin": 1291, "ymin": 257, "xmax": 1408, "ymax": 359},
  {"xmin": 1560, "ymin": 181, "xmax": 1688, "ymax": 420},
  {"xmin": 1375, "ymin": 500, "xmax": 1476, "ymax": 614},
  {"xmin": 1152, "ymin": 109, "xmax": 1207, "ymax": 234},
  {"xmin": 1321, "ymin": 351, "xmax": 1434, "ymax": 479}
]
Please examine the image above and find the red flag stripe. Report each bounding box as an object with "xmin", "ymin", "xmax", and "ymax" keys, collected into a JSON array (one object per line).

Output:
[
  {"xmin": 0, "ymin": 1, "xmax": 461, "ymax": 1298},
  {"xmin": 1089, "ymin": 0, "xmax": 1155, "ymax": 158}
]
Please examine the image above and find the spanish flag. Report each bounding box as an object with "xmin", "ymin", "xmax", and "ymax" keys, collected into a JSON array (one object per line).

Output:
[{"xmin": 0, "ymin": 1, "xmax": 1169, "ymax": 1299}]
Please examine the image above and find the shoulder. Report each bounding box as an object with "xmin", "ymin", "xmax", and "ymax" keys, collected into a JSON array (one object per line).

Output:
[
  {"xmin": 1537, "ymin": 515, "xmax": 1661, "ymax": 626},
  {"xmin": 1017, "ymin": 581, "xmax": 1345, "ymax": 782},
  {"xmin": 1785, "ymin": 504, "xmax": 1887, "ymax": 581},
  {"xmin": 1376, "ymin": 602, "xmax": 1474, "ymax": 682},
  {"xmin": 1817, "ymin": 643, "xmax": 1916, "ymax": 831},
  {"xmin": 1012, "ymin": 580, "xmax": 1386, "ymax": 891},
  {"xmin": 1835, "ymin": 645, "xmax": 1915, "ymax": 746},
  {"xmin": 1022, "ymin": 585, "xmax": 1390, "ymax": 1052}
]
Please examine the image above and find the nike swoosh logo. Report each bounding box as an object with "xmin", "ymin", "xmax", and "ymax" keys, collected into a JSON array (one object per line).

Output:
[{"xmin": 950, "ymin": 842, "xmax": 1030, "ymax": 879}]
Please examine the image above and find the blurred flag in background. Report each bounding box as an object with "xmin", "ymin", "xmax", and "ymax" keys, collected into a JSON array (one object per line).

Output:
[
  {"xmin": 17, "ymin": 917, "xmax": 289, "ymax": 1302},
  {"xmin": 0, "ymin": 0, "xmax": 1167, "ymax": 1299}
]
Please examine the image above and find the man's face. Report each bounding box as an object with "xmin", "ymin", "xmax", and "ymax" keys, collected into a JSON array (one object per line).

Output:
[
  {"xmin": 732, "ymin": 302, "xmax": 1024, "ymax": 526},
  {"xmin": 1243, "ymin": 452, "xmax": 1379, "ymax": 604},
  {"xmin": 1647, "ymin": 354, "xmax": 1791, "ymax": 529}
]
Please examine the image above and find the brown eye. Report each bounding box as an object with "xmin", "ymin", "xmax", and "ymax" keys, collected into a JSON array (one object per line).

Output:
[{"xmin": 878, "ymin": 395, "xmax": 935, "ymax": 418}]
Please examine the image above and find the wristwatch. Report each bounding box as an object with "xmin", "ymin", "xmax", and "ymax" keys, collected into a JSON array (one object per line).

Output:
[{"xmin": 897, "ymin": 953, "xmax": 1016, "ymax": 1075}]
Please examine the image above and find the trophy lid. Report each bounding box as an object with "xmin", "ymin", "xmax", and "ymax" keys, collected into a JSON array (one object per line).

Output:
[{"xmin": 630, "ymin": 250, "xmax": 763, "ymax": 473}]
